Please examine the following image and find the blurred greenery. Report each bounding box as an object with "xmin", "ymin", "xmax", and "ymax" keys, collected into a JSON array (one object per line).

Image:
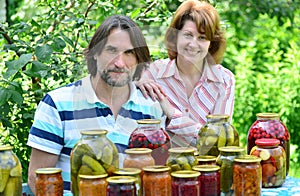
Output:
[{"xmin": 0, "ymin": 0, "xmax": 299, "ymax": 181}]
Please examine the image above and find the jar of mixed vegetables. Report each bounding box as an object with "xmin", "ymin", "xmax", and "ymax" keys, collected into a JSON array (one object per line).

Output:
[
  {"xmin": 78, "ymin": 174, "xmax": 108, "ymax": 196},
  {"xmin": 35, "ymin": 168, "xmax": 63, "ymax": 196}
]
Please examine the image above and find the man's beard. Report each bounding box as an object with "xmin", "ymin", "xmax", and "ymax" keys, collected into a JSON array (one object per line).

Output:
[{"xmin": 100, "ymin": 68, "xmax": 132, "ymax": 87}]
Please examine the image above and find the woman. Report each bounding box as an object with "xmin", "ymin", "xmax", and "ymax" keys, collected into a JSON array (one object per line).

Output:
[{"xmin": 137, "ymin": 0, "xmax": 235, "ymax": 147}]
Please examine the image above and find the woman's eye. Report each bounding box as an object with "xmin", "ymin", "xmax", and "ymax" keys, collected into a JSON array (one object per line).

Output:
[
  {"xmin": 183, "ymin": 33, "xmax": 193, "ymax": 38},
  {"xmin": 198, "ymin": 35, "xmax": 207, "ymax": 40},
  {"xmin": 124, "ymin": 49, "xmax": 135, "ymax": 55}
]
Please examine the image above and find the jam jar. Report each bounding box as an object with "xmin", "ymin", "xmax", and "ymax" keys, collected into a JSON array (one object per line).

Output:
[
  {"xmin": 128, "ymin": 119, "xmax": 171, "ymax": 165},
  {"xmin": 197, "ymin": 114, "xmax": 239, "ymax": 156},
  {"xmin": 142, "ymin": 165, "xmax": 171, "ymax": 196},
  {"xmin": 250, "ymin": 138, "xmax": 286, "ymax": 187},
  {"xmin": 113, "ymin": 168, "xmax": 142, "ymax": 196},
  {"xmin": 193, "ymin": 165, "xmax": 220, "ymax": 196},
  {"xmin": 216, "ymin": 146, "xmax": 245, "ymax": 196},
  {"xmin": 35, "ymin": 168, "xmax": 63, "ymax": 196},
  {"xmin": 233, "ymin": 155, "xmax": 262, "ymax": 196},
  {"xmin": 106, "ymin": 176, "xmax": 136, "ymax": 196},
  {"xmin": 70, "ymin": 130, "xmax": 119, "ymax": 196},
  {"xmin": 0, "ymin": 145, "xmax": 22, "ymax": 196},
  {"xmin": 166, "ymin": 147, "xmax": 197, "ymax": 172},
  {"xmin": 171, "ymin": 170, "xmax": 200, "ymax": 196},
  {"xmin": 123, "ymin": 148, "xmax": 155, "ymax": 170},
  {"xmin": 196, "ymin": 155, "xmax": 217, "ymax": 165},
  {"xmin": 247, "ymin": 113, "xmax": 290, "ymax": 175},
  {"xmin": 78, "ymin": 174, "xmax": 108, "ymax": 196}
]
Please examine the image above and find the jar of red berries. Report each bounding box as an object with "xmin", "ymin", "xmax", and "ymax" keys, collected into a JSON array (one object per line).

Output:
[
  {"xmin": 247, "ymin": 113, "xmax": 290, "ymax": 175},
  {"xmin": 128, "ymin": 119, "xmax": 171, "ymax": 165}
]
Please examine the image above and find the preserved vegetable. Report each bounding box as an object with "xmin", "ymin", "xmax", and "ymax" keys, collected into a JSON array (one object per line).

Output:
[
  {"xmin": 113, "ymin": 168, "xmax": 142, "ymax": 196},
  {"xmin": 35, "ymin": 168, "xmax": 63, "ymax": 196},
  {"xmin": 166, "ymin": 147, "xmax": 197, "ymax": 172},
  {"xmin": 106, "ymin": 176, "xmax": 136, "ymax": 196},
  {"xmin": 78, "ymin": 174, "xmax": 107, "ymax": 196}
]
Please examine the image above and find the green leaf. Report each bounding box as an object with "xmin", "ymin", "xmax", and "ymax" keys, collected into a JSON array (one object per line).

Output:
[
  {"xmin": 3, "ymin": 54, "xmax": 32, "ymax": 79},
  {"xmin": 23, "ymin": 61, "xmax": 49, "ymax": 78},
  {"xmin": 0, "ymin": 88, "xmax": 10, "ymax": 106},
  {"xmin": 59, "ymin": 32, "xmax": 75, "ymax": 48},
  {"xmin": 35, "ymin": 44, "xmax": 53, "ymax": 62},
  {"xmin": 52, "ymin": 37, "xmax": 66, "ymax": 51},
  {"xmin": 9, "ymin": 90, "xmax": 23, "ymax": 105}
]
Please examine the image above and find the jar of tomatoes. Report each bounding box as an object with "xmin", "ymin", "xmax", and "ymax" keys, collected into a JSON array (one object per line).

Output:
[
  {"xmin": 196, "ymin": 155, "xmax": 217, "ymax": 165},
  {"xmin": 142, "ymin": 165, "xmax": 171, "ymax": 196},
  {"xmin": 216, "ymin": 146, "xmax": 245, "ymax": 195},
  {"xmin": 192, "ymin": 165, "xmax": 220, "ymax": 196},
  {"xmin": 250, "ymin": 138, "xmax": 286, "ymax": 187},
  {"xmin": 70, "ymin": 130, "xmax": 119, "ymax": 196},
  {"xmin": 35, "ymin": 168, "xmax": 63, "ymax": 196},
  {"xmin": 128, "ymin": 119, "xmax": 171, "ymax": 165},
  {"xmin": 171, "ymin": 170, "xmax": 200, "ymax": 196},
  {"xmin": 123, "ymin": 148, "xmax": 155, "ymax": 170},
  {"xmin": 0, "ymin": 145, "xmax": 22, "ymax": 196},
  {"xmin": 233, "ymin": 155, "xmax": 262, "ymax": 196},
  {"xmin": 106, "ymin": 176, "xmax": 136, "ymax": 196},
  {"xmin": 197, "ymin": 114, "xmax": 239, "ymax": 156},
  {"xmin": 166, "ymin": 147, "xmax": 197, "ymax": 172},
  {"xmin": 113, "ymin": 168, "xmax": 142, "ymax": 196},
  {"xmin": 78, "ymin": 174, "xmax": 108, "ymax": 196},
  {"xmin": 247, "ymin": 113, "xmax": 290, "ymax": 175}
]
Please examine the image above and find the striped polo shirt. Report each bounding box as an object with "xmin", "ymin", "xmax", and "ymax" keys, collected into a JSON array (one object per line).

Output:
[
  {"xmin": 27, "ymin": 75, "xmax": 166, "ymax": 194},
  {"xmin": 142, "ymin": 58, "xmax": 235, "ymax": 147}
]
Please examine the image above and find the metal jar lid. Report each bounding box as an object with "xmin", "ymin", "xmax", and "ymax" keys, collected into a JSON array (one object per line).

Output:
[
  {"xmin": 125, "ymin": 148, "xmax": 152, "ymax": 154},
  {"xmin": 0, "ymin": 145, "xmax": 13, "ymax": 151},
  {"xmin": 142, "ymin": 165, "xmax": 170, "ymax": 173},
  {"xmin": 193, "ymin": 165, "xmax": 220, "ymax": 172},
  {"xmin": 79, "ymin": 174, "xmax": 108, "ymax": 179},
  {"xmin": 113, "ymin": 168, "xmax": 141, "ymax": 175},
  {"xmin": 197, "ymin": 155, "xmax": 217, "ymax": 162},
  {"xmin": 171, "ymin": 170, "xmax": 200, "ymax": 178},
  {"xmin": 136, "ymin": 119, "xmax": 161, "ymax": 124},
  {"xmin": 35, "ymin": 167, "xmax": 62, "ymax": 174},
  {"xmin": 255, "ymin": 138, "xmax": 280, "ymax": 147},
  {"xmin": 168, "ymin": 147, "xmax": 195, "ymax": 154},
  {"xmin": 234, "ymin": 155, "xmax": 262, "ymax": 163},
  {"xmin": 80, "ymin": 130, "xmax": 108, "ymax": 135},
  {"xmin": 106, "ymin": 176, "xmax": 136, "ymax": 184},
  {"xmin": 218, "ymin": 146, "xmax": 245, "ymax": 153},
  {"xmin": 256, "ymin": 113, "xmax": 280, "ymax": 118}
]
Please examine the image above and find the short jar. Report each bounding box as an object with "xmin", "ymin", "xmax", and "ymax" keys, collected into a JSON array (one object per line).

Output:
[
  {"xmin": 193, "ymin": 165, "xmax": 220, "ymax": 196},
  {"xmin": 35, "ymin": 168, "xmax": 63, "ymax": 196},
  {"xmin": 171, "ymin": 170, "xmax": 200, "ymax": 196},
  {"xmin": 166, "ymin": 147, "xmax": 197, "ymax": 172},
  {"xmin": 106, "ymin": 176, "xmax": 136, "ymax": 196},
  {"xmin": 123, "ymin": 148, "xmax": 155, "ymax": 170},
  {"xmin": 113, "ymin": 168, "xmax": 142, "ymax": 196},
  {"xmin": 78, "ymin": 174, "xmax": 108, "ymax": 196}
]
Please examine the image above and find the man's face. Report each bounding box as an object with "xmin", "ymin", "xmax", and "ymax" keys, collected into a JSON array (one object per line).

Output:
[{"xmin": 94, "ymin": 28, "xmax": 137, "ymax": 87}]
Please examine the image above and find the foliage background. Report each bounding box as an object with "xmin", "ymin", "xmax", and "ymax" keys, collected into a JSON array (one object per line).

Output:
[{"xmin": 1, "ymin": 0, "xmax": 299, "ymax": 181}]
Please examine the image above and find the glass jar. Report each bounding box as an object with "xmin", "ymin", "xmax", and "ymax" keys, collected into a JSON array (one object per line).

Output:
[
  {"xmin": 171, "ymin": 170, "xmax": 200, "ymax": 196},
  {"xmin": 79, "ymin": 174, "xmax": 108, "ymax": 196},
  {"xmin": 123, "ymin": 148, "xmax": 155, "ymax": 169},
  {"xmin": 0, "ymin": 145, "xmax": 22, "ymax": 196},
  {"xmin": 70, "ymin": 130, "xmax": 119, "ymax": 196},
  {"xmin": 216, "ymin": 146, "xmax": 245, "ymax": 195},
  {"xmin": 233, "ymin": 155, "xmax": 262, "ymax": 196},
  {"xmin": 166, "ymin": 147, "xmax": 197, "ymax": 172},
  {"xmin": 113, "ymin": 168, "xmax": 142, "ymax": 196},
  {"xmin": 197, "ymin": 114, "xmax": 239, "ymax": 156},
  {"xmin": 247, "ymin": 113, "xmax": 290, "ymax": 175},
  {"xmin": 35, "ymin": 168, "xmax": 63, "ymax": 196},
  {"xmin": 193, "ymin": 165, "xmax": 220, "ymax": 196},
  {"xmin": 128, "ymin": 119, "xmax": 171, "ymax": 165},
  {"xmin": 142, "ymin": 165, "xmax": 171, "ymax": 196},
  {"xmin": 250, "ymin": 138, "xmax": 286, "ymax": 187},
  {"xmin": 106, "ymin": 176, "xmax": 136, "ymax": 196},
  {"xmin": 196, "ymin": 155, "xmax": 217, "ymax": 165}
]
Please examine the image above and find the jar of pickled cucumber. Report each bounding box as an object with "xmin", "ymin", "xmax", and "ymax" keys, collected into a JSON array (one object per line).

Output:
[
  {"xmin": 70, "ymin": 130, "xmax": 119, "ymax": 196},
  {"xmin": 0, "ymin": 145, "xmax": 22, "ymax": 196},
  {"xmin": 216, "ymin": 146, "xmax": 245, "ymax": 196},
  {"xmin": 142, "ymin": 165, "xmax": 171, "ymax": 196},
  {"xmin": 196, "ymin": 155, "xmax": 217, "ymax": 165},
  {"xmin": 250, "ymin": 138, "xmax": 286, "ymax": 187},
  {"xmin": 193, "ymin": 165, "xmax": 220, "ymax": 196},
  {"xmin": 128, "ymin": 119, "xmax": 171, "ymax": 165},
  {"xmin": 35, "ymin": 168, "xmax": 63, "ymax": 196},
  {"xmin": 197, "ymin": 114, "xmax": 239, "ymax": 156},
  {"xmin": 166, "ymin": 147, "xmax": 197, "ymax": 172},
  {"xmin": 171, "ymin": 170, "xmax": 200, "ymax": 196},
  {"xmin": 233, "ymin": 155, "xmax": 262, "ymax": 196},
  {"xmin": 113, "ymin": 168, "xmax": 142, "ymax": 196},
  {"xmin": 78, "ymin": 174, "xmax": 108, "ymax": 196},
  {"xmin": 106, "ymin": 176, "xmax": 136, "ymax": 196},
  {"xmin": 247, "ymin": 113, "xmax": 290, "ymax": 175}
]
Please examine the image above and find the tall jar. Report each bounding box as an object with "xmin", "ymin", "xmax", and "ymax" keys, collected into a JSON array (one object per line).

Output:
[
  {"xmin": 250, "ymin": 138, "xmax": 286, "ymax": 187},
  {"xmin": 247, "ymin": 113, "xmax": 290, "ymax": 175},
  {"xmin": 113, "ymin": 168, "xmax": 142, "ymax": 196},
  {"xmin": 128, "ymin": 119, "xmax": 171, "ymax": 165},
  {"xmin": 142, "ymin": 165, "xmax": 171, "ymax": 196},
  {"xmin": 166, "ymin": 147, "xmax": 197, "ymax": 172},
  {"xmin": 197, "ymin": 114, "xmax": 239, "ymax": 156},
  {"xmin": 106, "ymin": 176, "xmax": 136, "ymax": 196},
  {"xmin": 78, "ymin": 174, "xmax": 108, "ymax": 196},
  {"xmin": 233, "ymin": 155, "xmax": 262, "ymax": 196},
  {"xmin": 171, "ymin": 170, "xmax": 200, "ymax": 196},
  {"xmin": 35, "ymin": 168, "xmax": 63, "ymax": 196},
  {"xmin": 0, "ymin": 145, "xmax": 22, "ymax": 196},
  {"xmin": 70, "ymin": 130, "xmax": 119, "ymax": 196},
  {"xmin": 216, "ymin": 146, "xmax": 245, "ymax": 196}
]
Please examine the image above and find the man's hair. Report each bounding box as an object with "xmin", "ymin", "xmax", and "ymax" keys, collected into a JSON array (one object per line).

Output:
[
  {"xmin": 84, "ymin": 15, "xmax": 151, "ymax": 80},
  {"xmin": 165, "ymin": 0, "xmax": 226, "ymax": 64}
]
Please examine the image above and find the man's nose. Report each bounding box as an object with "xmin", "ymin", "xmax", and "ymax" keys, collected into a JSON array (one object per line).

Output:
[{"xmin": 113, "ymin": 53, "xmax": 126, "ymax": 68}]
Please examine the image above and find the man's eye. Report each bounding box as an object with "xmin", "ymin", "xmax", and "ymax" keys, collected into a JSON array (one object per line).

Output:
[{"xmin": 106, "ymin": 47, "xmax": 117, "ymax": 53}]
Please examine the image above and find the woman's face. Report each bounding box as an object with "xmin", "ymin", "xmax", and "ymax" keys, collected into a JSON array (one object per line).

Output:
[{"xmin": 176, "ymin": 20, "xmax": 210, "ymax": 65}]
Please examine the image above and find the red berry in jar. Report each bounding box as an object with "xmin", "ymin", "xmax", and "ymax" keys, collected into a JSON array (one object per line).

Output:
[
  {"xmin": 128, "ymin": 119, "xmax": 171, "ymax": 165},
  {"xmin": 247, "ymin": 113, "xmax": 290, "ymax": 176}
]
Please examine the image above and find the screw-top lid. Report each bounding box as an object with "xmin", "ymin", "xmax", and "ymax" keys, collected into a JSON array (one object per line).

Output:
[
  {"xmin": 193, "ymin": 165, "xmax": 220, "ymax": 172},
  {"xmin": 168, "ymin": 147, "xmax": 195, "ymax": 154},
  {"xmin": 197, "ymin": 155, "xmax": 217, "ymax": 162},
  {"xmin": 171, "ymin": 170, "xmax": 200, "ymax": 178},
  {"xmin": 234, "ymin": 155, "xmax": 262, "ymax": 163},
  {"xmin": 206, "ymin": 114, "xmax": 230, "ymax": 119},
  {"xmin": 142, "ymin": 165, "xmax": 170, "ymax": 172},
  {"xmin": 218, "ymin": 146, "xmax": 245, "ymax": 153},
  {"xmin": 0, "ymin": 145, "xmax": 13, "ymax": 151},
  {"xmin": 79, "ymin": 174, "xmax": 108, "ymax": 179},
  {"xmin": 125, "ymin": 148, "xmax": 152, "ymax": 154},
  {"xmin": 35, "ymin": 167, "xmax": 62, "ymax": 174},
  {"xmin": 113, "ymin": 168, "xmax": 141, "ymax": 175},
  {"xmin": 80, "ymin": 130, "xmax": 108, "ymax": 135},
  {"xmin": 256, "ymin": 113, "xmax": 280, "ymax": 118},
  {"xmin": 255, "ymin": 138, "xmax": 280, "ymax": 147},
  {"xmin": 106, "ymin": 176, "xmax": 136, "ymax": 184},
  {"xmin": 136, "ymin": 119, "xmax": 161, "ymax": 124}
]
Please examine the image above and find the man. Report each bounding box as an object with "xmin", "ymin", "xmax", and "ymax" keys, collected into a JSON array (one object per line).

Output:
[{"xmin": 27, "ymin": 15, "xmax": 166, "ymax": 194}]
